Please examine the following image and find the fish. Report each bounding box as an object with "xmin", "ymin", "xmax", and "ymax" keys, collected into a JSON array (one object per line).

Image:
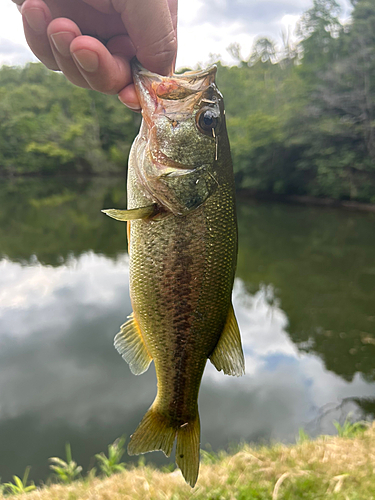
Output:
[{"xmin": 102, "ymin": 61, "xmax": 245, "ymax": 487}]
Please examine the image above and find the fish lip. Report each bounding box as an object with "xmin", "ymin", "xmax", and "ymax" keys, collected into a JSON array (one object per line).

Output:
[
  {"xmin": 131, "ymin": 58, "xmax": 217, "ymax": 82},
  {"xmin": 131, "ymin": 58, "xmax": 217, "ymax": 110}
]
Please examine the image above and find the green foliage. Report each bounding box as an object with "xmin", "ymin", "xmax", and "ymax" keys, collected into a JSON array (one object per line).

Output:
[
  {"xmin": 236, "ymin": 483, "xmax": 270, "ymax": 500},
  {"xmin": 95, "ymin": 437, "xmax": 126, "ymax": 477},
  {"xmin": 0, "ymin": 65, "xmax": 138, "ymax": 176},
  {"xmin": 0, "ymin": 177, "xmax": 128, "ymax": 265},
  {"xmin": 333, "ymin": 419, "xmax": 369, "ymax": 438},
  {"xmin": 161, "ymin": 463, "xmax": 176, "ymax": 473},
  {"xmin": 86, "ymin": 468, "xmax": 97, "ymax": 481},
  {"xmin": 297, "ymin": 428, "xmax": 310, "ymax": 444},
  {"xmin": 1, "ymin": 429, "xmax": 375, "ymax": 498},
  {"xmin": 214, "ymin": 0, "xmax": 375, "ymax": 202},
  {"xmin": 49, "ymin": 444, "xmax": 82, "ymax": 484},
  {"xmin": 2, "ymin": 0, "xmax": 375, "ymax": 202},
  {"xmin": 200, "ymin": 448, "xmax": 227, "ymax": 465},
  {"xmin": 3, "ymin": 467, "xmax": 36, "ymax": 495}
]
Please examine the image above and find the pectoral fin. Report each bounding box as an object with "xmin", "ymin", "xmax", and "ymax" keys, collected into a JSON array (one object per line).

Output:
[
  {"xmin": 102, "ymin": 204, "xmax": 158, "ymax": 221},
  {"xmin": 209, "ymin": 303, "xmax": 245, "ymax": 376},
  {"xmin": 114, "ymin": 313, "xmax": 153, "ymax": 375}
]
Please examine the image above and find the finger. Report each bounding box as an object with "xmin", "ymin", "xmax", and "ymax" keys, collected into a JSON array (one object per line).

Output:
[
  {"xmin": 47, "ymin": 18, "xmax": 90, "ymax": 88},
  {"xmin": 118, "ymin": 84, "xmax": 141, "ymax": 111},
  {"xmin": 21, "ymin": 0, "xmax": 59, "ymax": 70},
  {"xmin": 81, "ymin": 0, "xmax": 116, "ymax": 14},
  {"xmin": 106, "ymin": 34, "xmax": 136, "ymax": 59},
  {"xmin": 116, "ymin": 0, "xmax": 177, "ymax": 75},
  {"xmin": 107, "ymin": 35, "xmax": 140, "ymax": 109},
  {"xmin": 70, "ymin": 36, "xmax": 133, "ymax": 95},
  {"xmin": 167, "ymin": 0, "xmax": 178, "ymax": 71},
  {"xmin": 167, "ymin": 0, "xmax": 178, "ymax": 35}
]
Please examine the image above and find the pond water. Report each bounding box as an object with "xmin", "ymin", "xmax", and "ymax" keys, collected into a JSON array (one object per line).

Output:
[{"xmin": 0, "ymin": 177, "xmax": 375, "ymax": 483}]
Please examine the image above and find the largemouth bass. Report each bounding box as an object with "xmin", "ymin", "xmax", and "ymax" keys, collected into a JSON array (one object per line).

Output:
[{"xmin": 103, "ymin": 61, "xmax": 244, "ymax": 487}]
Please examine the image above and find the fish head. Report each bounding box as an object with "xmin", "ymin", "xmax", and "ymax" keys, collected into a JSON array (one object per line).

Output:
[{"xmin": 132, "ymin": 61, "xmax": 230, "ymax": 215}]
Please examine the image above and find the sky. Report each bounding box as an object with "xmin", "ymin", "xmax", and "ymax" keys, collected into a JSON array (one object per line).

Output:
[{"xmin": 1, "ymin": 0, "xmax": 353, "ymax": 70}]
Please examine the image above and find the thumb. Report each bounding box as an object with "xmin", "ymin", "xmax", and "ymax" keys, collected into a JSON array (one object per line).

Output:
[
  {"xmin": 81, "ymin": 0, "xmax": 116, "ymax": 14},
  {"xmin": 115, "ymin": 0, "xmax": 177, "ymax": 75}
]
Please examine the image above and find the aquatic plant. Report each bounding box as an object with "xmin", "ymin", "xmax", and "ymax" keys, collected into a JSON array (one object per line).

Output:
[{"xmin": 49, "ymin": 443, "xmax": 82, "ymax": 484}]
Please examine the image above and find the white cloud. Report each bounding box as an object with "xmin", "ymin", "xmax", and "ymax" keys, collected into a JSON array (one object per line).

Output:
[
  {"xmin": 0, "ymin": 0, "xmax": 353, "ymax": 70},
  {"xmin": 176, "ymin": 0, "xmax": 353, "ymax": 67},
  {"xmin": 0, "ymin": 3, "xmax": 37, "ymax": 66},
  {"xmin": 0, "ymin": 254, "xmax": 374, "ymax": 443},
  {"xmin": 0, "ymin": 253, "xmax": 129, "ymax": 338}
]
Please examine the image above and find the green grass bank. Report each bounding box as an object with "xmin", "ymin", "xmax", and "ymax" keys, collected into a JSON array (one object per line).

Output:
[{"xmin": 2, "ymin": 424, "xmax": 375, "ymax": 500}]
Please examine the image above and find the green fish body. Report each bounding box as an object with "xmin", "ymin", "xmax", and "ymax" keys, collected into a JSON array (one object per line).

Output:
[{"xmin": 103, "ymin": 62, "xmax": 244, "ymax": 487}]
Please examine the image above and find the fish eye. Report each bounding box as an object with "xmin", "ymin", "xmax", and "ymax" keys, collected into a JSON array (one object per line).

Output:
[{"xmin": 196, "ymin": 107, "xmax": 219, "ymax": 136}]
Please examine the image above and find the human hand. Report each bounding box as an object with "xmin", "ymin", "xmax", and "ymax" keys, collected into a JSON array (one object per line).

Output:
[{"xmin": 12, "ymin": 0, "xmax": 178, "ymax": 110}]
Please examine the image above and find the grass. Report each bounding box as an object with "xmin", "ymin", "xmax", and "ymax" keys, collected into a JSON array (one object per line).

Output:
[{"xmin": 1, "ymin": 422, "xmax": 375, "ymax": 499}]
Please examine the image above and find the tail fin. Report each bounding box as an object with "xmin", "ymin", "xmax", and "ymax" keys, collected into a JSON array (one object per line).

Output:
[
  {"xmin": 128, "ymin": 405, "xmax": 201, "ymax": 487},
  {"xmin": 128, "ymin": 405, "xmax": 176, "ymax": 458},
  {"xmin": 176, "ymin": 414, "xmax": 200, "ymax": 487}
]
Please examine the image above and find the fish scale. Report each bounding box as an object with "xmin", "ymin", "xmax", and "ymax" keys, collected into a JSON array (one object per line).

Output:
[{"xmin": 103, "ymin": 61, "xmax": 244, "ymax": 487}]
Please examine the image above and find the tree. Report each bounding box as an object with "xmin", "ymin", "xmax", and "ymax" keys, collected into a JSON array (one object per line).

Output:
[
  {"xmin": 249, "ymin": 38, "xmax": 277, "ymax": 65},
  {"xmin": 297, "ymin": 0, "xmax": 342, "ymax": 69}
]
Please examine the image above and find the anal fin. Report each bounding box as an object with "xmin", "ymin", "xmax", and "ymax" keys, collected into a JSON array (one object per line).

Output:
[
  {"xmin": 209, "ymin": 303, "xmax": 245, "ymax": 376},
  {"xmin": 102, "ymin": 204, "xmax": 158, "ymax": 221},
  {"xmin": 114, "ymin": 313, "xmax": 152, "ymax": 375}
]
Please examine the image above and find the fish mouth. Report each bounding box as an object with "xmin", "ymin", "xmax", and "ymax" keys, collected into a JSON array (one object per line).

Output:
[
  {"xmin": 132, "ymin": 59, "xmax": 217, "ymax": 98},
  {"xmin": 132, "ymin": 59, "xmax": 217, "ymax": 113}
]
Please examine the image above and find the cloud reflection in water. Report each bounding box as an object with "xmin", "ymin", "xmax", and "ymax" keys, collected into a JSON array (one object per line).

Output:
[{"xmin": 0, "ymin": 252, "xmax": 373, "ymax": 481}]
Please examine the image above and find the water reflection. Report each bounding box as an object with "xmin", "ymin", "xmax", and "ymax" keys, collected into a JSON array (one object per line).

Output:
[
  {"xmin": 236, "ymin": 200, "xmax": 375, "ymax": 382},
  {"xmin": 0, "ymin": 247, "xmax": 374, "ymax": 482}
]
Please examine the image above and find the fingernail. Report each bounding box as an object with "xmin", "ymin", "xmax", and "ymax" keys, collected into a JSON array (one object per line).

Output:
[
  {"xmin": 23, "ymin": 8, "xmax": 47, "ymax": 33},
  {"xmin": 72, "ymin": 50, "xmax": 99, "ymax": 73},
  {"xmin": 118, "ymin": 95, "xmax": 141, "ymax": 111},
  {"xmin": 50, "ymin": 32, "xmax": 76, "ymax": 58}
]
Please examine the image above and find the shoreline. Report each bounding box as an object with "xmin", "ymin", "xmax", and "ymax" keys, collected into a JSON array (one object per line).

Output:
[
  {"xmin": 237, "ymin": 190, "xmax": 375, "ymax": 213},
  {"xmin": 2, "ymin": 424, "xmax": 374, "ymax": 499},
  {"xmin": 2, "ymin": 174, "xmax": 375, "ymax": 213}
]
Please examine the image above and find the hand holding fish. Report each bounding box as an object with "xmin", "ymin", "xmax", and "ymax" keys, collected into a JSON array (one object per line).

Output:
[{"xmin": 12, "ymin": 0, "xmax": 177, "ymax": 109}]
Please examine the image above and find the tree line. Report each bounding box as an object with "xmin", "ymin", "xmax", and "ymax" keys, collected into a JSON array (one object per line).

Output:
[{"xmin": 1, "ymin": 0, "xmax": 374, "ymax": 202}]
